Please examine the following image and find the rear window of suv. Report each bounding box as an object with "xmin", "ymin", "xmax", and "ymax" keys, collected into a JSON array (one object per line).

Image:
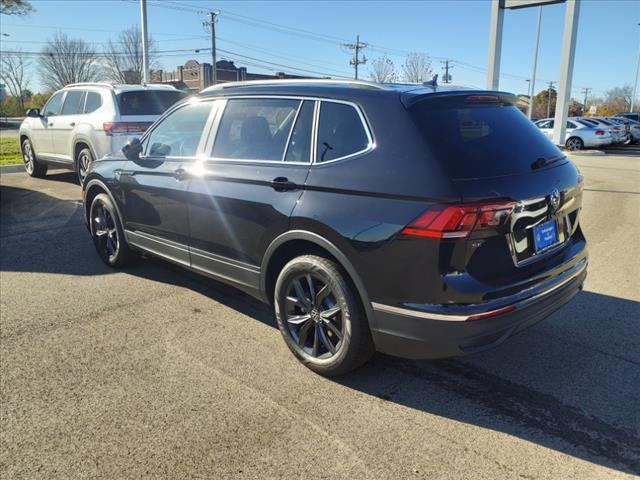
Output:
[
  {"xmin": 409, "ymin": 94, "xmax": 563, "ymax": 179},
  {"xmin": 117, "ymin": 90, "xmax": 188, "ymax": 116}
]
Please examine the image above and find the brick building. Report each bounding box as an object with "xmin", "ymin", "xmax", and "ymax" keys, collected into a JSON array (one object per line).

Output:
[{"xmin": 151, "ymin": 59, "xmax": 314, "ymax": 92}]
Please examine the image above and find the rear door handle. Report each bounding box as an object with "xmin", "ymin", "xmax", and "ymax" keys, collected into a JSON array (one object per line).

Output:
[
  {"xmin": 69, "ymin": 122, "xmax": 76, "ymax": 127},
  {"xmin": 174, "ymin": 168, "xmax": 187, "ymax": 181},
  {"xmin": 270, "ymin": 176, "xmax": 297, "ymax": 191}
]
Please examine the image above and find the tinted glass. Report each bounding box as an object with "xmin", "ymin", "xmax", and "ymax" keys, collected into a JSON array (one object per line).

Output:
[
  {"xmin": 212, "ymin": 98, "xmax": 300, "ymax": 161},
  {"xmin": 581, "ymin": 118, "xmax": 598, "ymax": 127},
  {"xmin": 61, "ymin": 90, "xmax": 86, "ymax": 115},
  {"xmin": 316, "ymin": 102, "xmax": 369, "ymax": 163},
  {"xmin": 118, "ymin": 90, "xmax": 188, "ymax": 116},
  {"xmin": 567, "ymin": 121, "xmax": 577, "ymax": 129},
  {"xmin": 284, "ymin": 100, "xmax": 314, "ymax": 163},
  {"xmin": 537, "ymin": 120, "xmax": 553, "ymax": 128},
  {"xmin": 145, "ymin": 101, "xmax": 213, "ymax": 157},
  {"xmin": 84, "ymin": 92, "xmax": 102, "ymax": 113},
  {"xmin": 44, "ymin": 92, "xmax": 65, "ymax": 117},
  {"xmin": 410, "ymin": 95, "xmax": 563, "ymax": 179}
]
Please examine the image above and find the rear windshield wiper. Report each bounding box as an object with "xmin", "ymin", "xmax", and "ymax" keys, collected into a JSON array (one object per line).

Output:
[{"xmin": 531, "ymin": 155, "xmax": 565, "ymax": 170}]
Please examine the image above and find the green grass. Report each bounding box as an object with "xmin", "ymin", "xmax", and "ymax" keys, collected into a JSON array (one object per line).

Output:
[{"xmin": 0, "ymin": 136, "xmax": 23, "ymax": 166}]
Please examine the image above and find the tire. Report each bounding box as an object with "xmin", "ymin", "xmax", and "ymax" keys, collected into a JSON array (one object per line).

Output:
[
  {"xmin": 21, "ymin": 138, "xmax": 48, "ymax": 178},
  {"xmin": 89, "ymin": 193, "xmax": 137, "ymax": 268},
  {"xmin": 565, "ymin": 137, "xmax": 583, "ymax": 151},
  {"xmin": 76, "ymin": 146, "xmax": 94, "ymax": 185},
  {"xmin": 274, "ymin": 255, "xmax": 374, "ymax": 376}
]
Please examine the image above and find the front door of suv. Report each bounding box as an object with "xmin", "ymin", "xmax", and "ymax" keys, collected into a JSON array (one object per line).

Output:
[
  {"xmin": 119, "ymin": 99, "xmax": 216, "ymax": 266},
  {"xmin": 187, "ymin": 97, "xmax": 314, "ymax": 289}
]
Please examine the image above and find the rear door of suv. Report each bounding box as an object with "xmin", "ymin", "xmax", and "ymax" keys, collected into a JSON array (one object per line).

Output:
[
  {"xmin": 187, "ymin": 96, "xmax": 314, "ymax": 284},
  {"xmin": 51, "ymin": 89, "xmax": 86, "ymax": 162}
]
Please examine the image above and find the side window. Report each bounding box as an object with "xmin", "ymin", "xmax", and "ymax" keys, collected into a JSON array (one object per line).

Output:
[
  {"xmin": 316, "ymin": 102, "xmax": 369, "ymax": 163},
  {"xmin": 538, "ymin": 120, "xmax": 553, "ymax": 129},
  {"xmin": 43, "ymin": 92, "xmax": 65, "ymax": 117},
  {"xmin": 212, "ymin": 98, "xmax": 300, "ymax": 161},
  {"xmin": 61, "ymin": 90, "xmax": 86, "ymax": 116},
  {"xmin": 284, "ymin": 100, "xmax": 314, "ymax": 163},
  {"xmin": 84, "ymin": 92, "xmax": 102, "ymax": 113},
  {"xmin": 567, "ymin": 121, "xmax": 577, "ymax": 129},
  {"xmin": 145, "ymin": 101, "xmax": 213, "ymax": 158}
]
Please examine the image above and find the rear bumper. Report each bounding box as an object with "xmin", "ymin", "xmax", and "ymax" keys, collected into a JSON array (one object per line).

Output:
[{"xmin": 370, "ymin": 258, "xmax": 587, "ymax": 359}]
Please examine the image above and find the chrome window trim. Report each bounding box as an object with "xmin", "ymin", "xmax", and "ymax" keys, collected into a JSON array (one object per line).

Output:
[
  {"xmin": 313, "ymin": 99, "xmax": 375, "ymax": 165},
  {"xmin": 199, "ymin": 95, "xmax": 375, "ymax": 166}
]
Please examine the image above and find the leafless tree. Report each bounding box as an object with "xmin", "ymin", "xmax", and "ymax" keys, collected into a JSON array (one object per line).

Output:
[
  {"xmin": 401, "ymin": 52, "xmax": 433, "ymax": 83},
  {"xmin": 0, "ymin": 50, "xmax": 31, "ymax": 111},
  {"xmin": 369, "ymin": 56, "xmax": 397, "ymax": 83},
  {"xmin": 0, "ymin": 0, "xmax": 33, "ymax": 16},
  {"xmin": 103, "ymin": 26, "xmax": 157, "ymax": 84},
  {"xmin": 39, "ymin": 33, "xmax": 100, "ymax": 91}
]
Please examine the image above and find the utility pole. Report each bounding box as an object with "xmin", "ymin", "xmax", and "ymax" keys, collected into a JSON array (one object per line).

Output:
[
  {"xmin": 343, "ymin": 35, "xmax": 367, "ymax": 80},
  {"xmin": 546, "ymin": 81, "xmax": 555, "ymax": 118},
  {"xmin": 441, "ymin": 60, "xmax": 454, "ymax": 83},
  {"xmin": 631, "ymin": 23, "xmax": 640, "ymax": 112},
  {"xmin": 528, "ymin": 6, "xmax": 542, "ymax": 119},
  {"xmin": 140, "ymin": 0, "xmax": 150, "ymax": 84},
  {"xmin": 581, "ymin": 87, "xmax": 591, "ymax": 115},
  {"xmin": 204, "ymin": 10, "xmax": 220, "ymax": 85}
]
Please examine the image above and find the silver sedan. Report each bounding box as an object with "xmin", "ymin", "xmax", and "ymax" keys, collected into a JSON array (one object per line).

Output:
[{"xmin": 534, "ymin": 117, "xmax": 612, "ymax": 151}]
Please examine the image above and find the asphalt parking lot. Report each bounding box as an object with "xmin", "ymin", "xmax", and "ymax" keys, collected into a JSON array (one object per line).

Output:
[{"xmin": 1, "ymin": 154, "xmax": 639, "ymax": 479}]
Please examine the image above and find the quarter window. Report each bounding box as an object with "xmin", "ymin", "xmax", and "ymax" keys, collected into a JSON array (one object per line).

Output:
[
  {"xmin": 284, "ymin": 100, "xmax": 314, "ymax": 163},
  {"xmin": 84, "ymin": 92, "xmax": 102, "ymax": 113},
  {"xmin": 61, "ymin": 90, "xmax": 86, "ymax": 115},
  {"xmin": 316, "ymin": 102, "xmax": 369, "ymax": 163},
  {"xmin": 145, "ymin": 101, "xmax": 213, "ymax": 157},
  {"xmin": 43, "ymin": 92, "xmax": 65, "ymax": 117},
  {"xmin": 212, "ymin": 98, "xmax": 300, "ymax": 161}
]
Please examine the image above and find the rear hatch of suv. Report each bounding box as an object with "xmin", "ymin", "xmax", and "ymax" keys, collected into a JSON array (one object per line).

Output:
[{"xmin": 404, "ymin": 91, "xmax": 585, "ymax": 289}]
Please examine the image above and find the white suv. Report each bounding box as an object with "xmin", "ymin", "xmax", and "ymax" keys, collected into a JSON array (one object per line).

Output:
[{"xmin": 19, "ymin": 83, "xmax": 188, "ymax": 182}]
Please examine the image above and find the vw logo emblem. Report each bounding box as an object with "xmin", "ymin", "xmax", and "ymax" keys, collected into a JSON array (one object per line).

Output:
[{"xmin": 549, "ymin": 188, "xmax": 561, "ymax": 212}]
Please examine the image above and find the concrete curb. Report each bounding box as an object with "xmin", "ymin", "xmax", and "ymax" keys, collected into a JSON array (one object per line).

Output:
[
  {"xmin": 0, "ymin": 164, "xmax": 26, "ymax": 174},
  {"xmin": 568, "ymin": 150, "xmax": 607, "ymax": 156}
]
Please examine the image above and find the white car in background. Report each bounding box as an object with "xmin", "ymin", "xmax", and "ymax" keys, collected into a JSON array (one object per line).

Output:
[
  {"xmin": 19, "ymin": 83, "xmax": 188, "ymax": 182},
  {"xmin": 534, "ymin": 117, "xmax": 612, "ymax": 151},
  {"xmin": 579, "ymin": 117, "xmax": 628, "ymax": 144}
]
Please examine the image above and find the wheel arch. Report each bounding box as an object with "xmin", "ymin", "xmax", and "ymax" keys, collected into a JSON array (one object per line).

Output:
[
  {"xmin": 73, "ymin": 137, "xmax": 97, "ymax": 167},
  {"xmin": 260, "ymin": 230, "xmax": 375, "ymax": 326},
  {"xmin": 83, "ymin": 178, "xmax": 123, "ymax": 227}
]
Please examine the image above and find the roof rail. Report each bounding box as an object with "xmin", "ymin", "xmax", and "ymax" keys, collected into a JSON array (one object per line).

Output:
[
  {"xmin": 201, "ymin": 78, "xmax": 388, "ymax": 93},
  {"xmin": 65, "ymin": 82, "xmax": 116, "ymax": 89}
]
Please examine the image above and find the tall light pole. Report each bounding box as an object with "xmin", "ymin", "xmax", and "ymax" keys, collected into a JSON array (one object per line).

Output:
[
  {"xmin": 140, "ymin": 0, "xmax": 150, "ymax": 84},
  {"xmin": 209, "ymin": 11, "xmax": 220, "ymax": 85},
  {"xmin": 528, "ymin": 6, "xmax": 542, "ymax": 118},
  {"xmin": 631, "ymin": 23, "xmax": 640, "ymax": 113}
]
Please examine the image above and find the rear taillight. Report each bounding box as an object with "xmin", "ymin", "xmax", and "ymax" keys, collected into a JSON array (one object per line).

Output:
[
  {"xmin": 103, "ymin": 122, "xmax": 153, "ymax": 136},
  {"xmin": 634, "ymin": 125, "xmax": 640, "ymax": 130},
  {"xmin": 401, "ymin": 201, "xmax": 516, "ymax": 239},
  {"xmin": 595, "ymin": 129, "xmax": 605, "ymax": 135}
]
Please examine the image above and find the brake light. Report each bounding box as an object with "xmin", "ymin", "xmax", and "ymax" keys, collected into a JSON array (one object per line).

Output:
[
  {"xmin": 595, "ymin": 129, "xmax": 605, "ymax": 135},
  {"xmin": 634, "ymin": 125, "xmax": 640, "ymax": 130},
  {"xmin": 465, "ymin": 95, "xmax": 500, "ymax": 103},
  {"xmin": 401, "ymin": 201, "xmax": 516, "ymax": 239},
  {"xmin": 103, "ymin": 122, "xmax": 153, "ymax": 136}
]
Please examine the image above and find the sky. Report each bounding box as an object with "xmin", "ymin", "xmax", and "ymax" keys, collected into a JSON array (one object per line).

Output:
[{"xmin": 1, "ymin": 0, "xmax": 638, "ymax": 100}]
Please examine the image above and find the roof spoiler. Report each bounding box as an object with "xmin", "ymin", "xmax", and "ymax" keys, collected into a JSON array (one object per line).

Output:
[{"xmin": 400, "ymin": 90, "xmax": 517, "ymax": 109}]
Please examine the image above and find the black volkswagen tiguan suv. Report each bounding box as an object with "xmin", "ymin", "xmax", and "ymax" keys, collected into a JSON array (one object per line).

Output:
[{"xmin": 83, "ymin": 80, "xmax": 587, "ymax": 375}]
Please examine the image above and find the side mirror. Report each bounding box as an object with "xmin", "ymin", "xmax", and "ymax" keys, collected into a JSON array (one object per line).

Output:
[
  {"xmin": 122, "ymin": 137, "xmax": 143, "ymax": 161},
  {"xmin": 26, "ymin": 108, "xmax": 41, "ymax": 118}
]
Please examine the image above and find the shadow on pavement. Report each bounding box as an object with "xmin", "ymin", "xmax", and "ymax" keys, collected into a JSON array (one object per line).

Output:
[{"xmin": 2, "ymin": 175, "xmax": 639, "ymax": 475}]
